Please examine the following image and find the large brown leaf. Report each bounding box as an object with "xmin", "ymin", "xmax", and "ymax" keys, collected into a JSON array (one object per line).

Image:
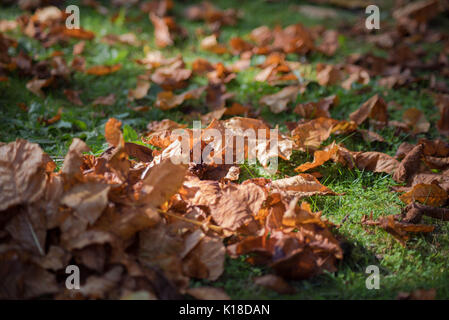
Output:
[
  {"xmin": 260, "ymin": 86, "xmax": 300, "ymax": 114},
  {"xmin": 0, "ymin": 140, "xmax": 50, "ymax": 211},
  {"xmin": 349, "ymin": 95, "xmax": 388, "ymax": 126},
  {"xmin": 399, "ymin": 183, "xmax": 447, "ymax": 207},
  {"xmin": 269, "ymin": 174, "xmax": 337, "ymax": 199},
  {"xmin": 61, "ymin": 182, "xmax": 110, "ymax": 226},
  {"xmin": 180, "ymin": 177, "xmax": 266, "ymax": 231}
]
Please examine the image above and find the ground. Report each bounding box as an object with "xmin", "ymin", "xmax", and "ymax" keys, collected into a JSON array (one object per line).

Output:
[{"xmin": 1, "ymin": 0, "xmax": 449, "ymax": 299}]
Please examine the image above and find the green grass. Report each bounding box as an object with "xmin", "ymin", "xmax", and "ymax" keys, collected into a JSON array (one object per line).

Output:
[{"xmin": 1, "ymin": 0, "xmax": 448, "ymax": 299}]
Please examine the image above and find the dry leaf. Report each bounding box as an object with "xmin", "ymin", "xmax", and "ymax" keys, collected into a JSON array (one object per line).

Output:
[
  {"xmin": 349, "ymin": 94, "xmax": 388, "ymax": 126},
  {"xmin": 399, "ymin": 183, "xmax": 447, "ymax": 207},
  {"xmin": 403, "ymin": 108, "xmax": 430, "ymax": 134},
  {"xmin": 269, "ymin": 174, "xmax": 337, "ymax": 199},
  {"xmin": 254, "ymin": 274, "xmax": 295, "ymax": 294},
  {"xmin": 128, "ymin": 80, "xmax": 151, "ymax": 101},
  {"xmin": 0, "ymin": 140, "xmax": 50, "ymax": 211},
  {"xmin": 92, "ymin": 93, "xmax": 116, "ymax": 106},
  {"xmin": 86, "ymin": 64, "xmax": 121, "ymax": 76},
  {"xmin": 260, "ymin": 86, "xmax": 300, "ymax": 114},
  {"xmin": 187, "ymin": 287, "xmax": 230, "ymax": 300}
]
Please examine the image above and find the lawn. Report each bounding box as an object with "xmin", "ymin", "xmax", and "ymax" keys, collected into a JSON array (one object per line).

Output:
[{"xmin": 1, "ymin": 0, "xmax": 448, "ymax": 299}]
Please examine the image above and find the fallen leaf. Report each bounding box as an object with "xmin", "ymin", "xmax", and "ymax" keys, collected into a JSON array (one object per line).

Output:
[
  {"xmin": 61, "ymin": 182, "xmax": 111, "ymax": 225},
  {"xmin": 260, "ymin": 86, "xmax": 300, "ymax": 114},
  {"xmin": 86, "ymin": 64, "xmax": 121, "ymax": 76},
  {"xmin": 64, "ymin": 89, "xmax": 83, "ymax": 106},
  {"xmin": 186, "ymin": 287, "xmax": 230, "ymax": 300},
  {"xmin": 0, "ymin": 140, "xmax": 50, "ymax": 211},
  {"xmin": 403, "ymin": 108, "xmax": 430, "ymax": 134},
  {"xmin": 399, "ymin": 183, "xmax": 447, "ymax": 207},
  {"xmin": 269, "ymin": 173, "xmax": 337, "ymax": 199},
  {"xmin": 105, "ymin": 118, "xmax": 124, "ymax": 148},
  {"xmin": 155, "ymin": 86, "xmax": 205, "ymax": 110},
  {"xmin": 150, "ymin": 12, "xmax": 173, "ymax": 48},
  {"xmin": 349, "ymin": 94, "xmax": 388, "ymax": 126},
  {"xmin": 254, "ymin": 274, "xmax": 295, "ymax": 294},
  {"xmin": 295, "ymin": 142, "xmax": 339, "ymax": 172},
  {"xmin": 92, "ymin": 93, "xmax": 116, "ymax": 106},
  {"xmin": 128, "ymin": 80, "xmax": 151, "ymax": 101}
]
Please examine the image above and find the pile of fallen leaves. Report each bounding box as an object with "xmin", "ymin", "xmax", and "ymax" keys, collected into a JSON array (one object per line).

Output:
[
  {"xmin": 1, "ymin": 0, "xmax": 449, "ymax": 299},
  {"xmin": 0, "ymin": 117, "xmax": 344, "ymax": 299}
]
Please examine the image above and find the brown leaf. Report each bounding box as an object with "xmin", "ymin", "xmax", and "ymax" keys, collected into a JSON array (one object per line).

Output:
[
  {"xmin": 124, "ymin": 142, "xmax": 153, "ymax": 162},
  {"xmin": 399, "ymin": 183, "xmax": 447, "ymax": 207},
  {"xmin": 181, "ymin": 177, "xmax": 266, "ymax": 231},
  {"xmin": 293, "ymin": 95, "xmax": 338, "ymax": 119},
  {"xmin": 138, "ymin": 223, "xmax": 189, "ymax": 289},
  {"xmin": 64, "ymin": 89, "xmax": 83, "ymax": 106},
  {"xmin": 318, "ymin": 30, "xmax": 339, "ymax": 56},
  {"xmin": 224, "ymin": 102, "xmax": 250, "ymax": 116},
  {"xmin": 38, "ymin": 107, "xmax": 62, "ymax": 126},
  {"xmin": 295, "ymin": 142, "xmax": 339, "ymax": 172},
  {"xmin": 206, "ymin": 83, "xmax": 234, "ymax": 110},
  {"xmin": 0, "ymin": 140, "xmax": 50, "ymax": 211},
  {"xmin": 260, "ymin": 86, "xmax": 300, "ymax": 114},
  {"xmin": 254, "ymin": 274, "xmax": 296, "ymax": 294},
  {"xmin": 316, "ymin": 64, "xmax": 343, "ymax": 86},
  {"xmin": 0, "ymin": 19, "xmax": 18, "ymax": 32},
  {"xmin": 128, "ymin": 80, "xmax": 151, "ymax": 101},
  {"xmin": 5, "ymin": 207, "xmax": 46, "ymax": 256},
  {"xmin": 62, "ymin": 138, "xmax": 90, "ymax": 178},
  {"xmin": 228, "ymin": 228, "xmax": 342, "ymax": 280},
  {"xmin": 79, "ymin": 266, "xmax": 123, "ymax": 299},
  {"xmin": 63, "ymin": 27, "xmax": 95, "ymax": 40},
  {"xmin": 73, "ymin": 41, "xmax": 86, "ymax": 55},
  {"xmin": 393, "ymin": 0, "xmax": 441, "ymax": 24},
  {"xmin": 352, "ymin": 151, "xmax": 399, "ymax": 175},
  {"xmin": 0, "ymin": 252, "xmax": 59, "ymax": 299},
  {"xmin": 150, "ymin": 13, "xmax": 173, "ymax": 48},
  {"xmin": 349, "ymin": 94, "xmax": 388, "ymax": 126},
  {"xmin": 436, "ymin": 94, "xmax": 449, "ymax": 136},
  {"xmin": 155, "ymin": 86, "xmax": 205, "ymax": 110},
  {"xmin": 92, "ymin": 93, "xmax": 116, "ymax": 106},
  {"xmin": 402, "ymin": 202, "xmax": 449, "ymax": 222},
  {"xmin": 105, "ymin": 118, "xmax": 124, "ymax": 148},
  {"xmin": 187, "ymin": 287, "xmax": 230, "ymax": 300},
  {"xmin": 200, "ymin": 108, "xmax": 226, "ymax": 123},
  {"xmin": 86, "ymin": 64, "xmax": 121, "ymax": 76},
  {"xmin": 26, "ymin": 78, "xmax": 53, "ymax": 98},
  {"xmin": 290, "ymin": 117, "xmax": 339, "ymax": 151},
  {"xmin": 192, "ymin": 58, "xmax": 215, "ymax": 75},
  {"xmin": 269, "ymin": 173, "xmax": 337, "ymax": 199},
  {"xmin": 393, "ymin": 144, "xmax": 423, "ymax": 183},
  {"xmin": 362, "ymin": 214, "xmax": 434, "ymax": 245},
  {"xmin": 403, "ymin": 108, "xmax": 429, "ymax": 134},
  {"xmin": 147, "ymin": 119, "xmax": 187, "ymax": 133},
  {"xmin": 151, "ymin": 60, "xmax": 191, "ymax": 90},
  {"xmin": 94, "ymin": 204, "xmax": 160, "ymax": 240},
  {"xmin": 61, "ymin": 182, "xmax": 110, "ymax": 225},
  {"xmin": 34, "ymin": 246, "xmax": 71, "ymax": 271},
  {"xmin": 102, "ymin": 33, "xmax": 141, "ymax": 46},
  {"xmin": 200, "ymin": 35, "xmax": 228, "ymax": 54},
  {"xmin": 397, "ymin": 288, "xmax": 436, "ymax": 300},
  {"xmin": 139, "ymin": 158, "xmax": 188, "ymax": 207},
  {"xmin": 182, "ymin": 234, "xmax": 225, "ymax": 281}
]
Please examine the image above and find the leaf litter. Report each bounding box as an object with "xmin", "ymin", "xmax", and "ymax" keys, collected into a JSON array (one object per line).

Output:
[{"xmin": 0, "ymin": 0, "xmax": 448, "ymax": 300}]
